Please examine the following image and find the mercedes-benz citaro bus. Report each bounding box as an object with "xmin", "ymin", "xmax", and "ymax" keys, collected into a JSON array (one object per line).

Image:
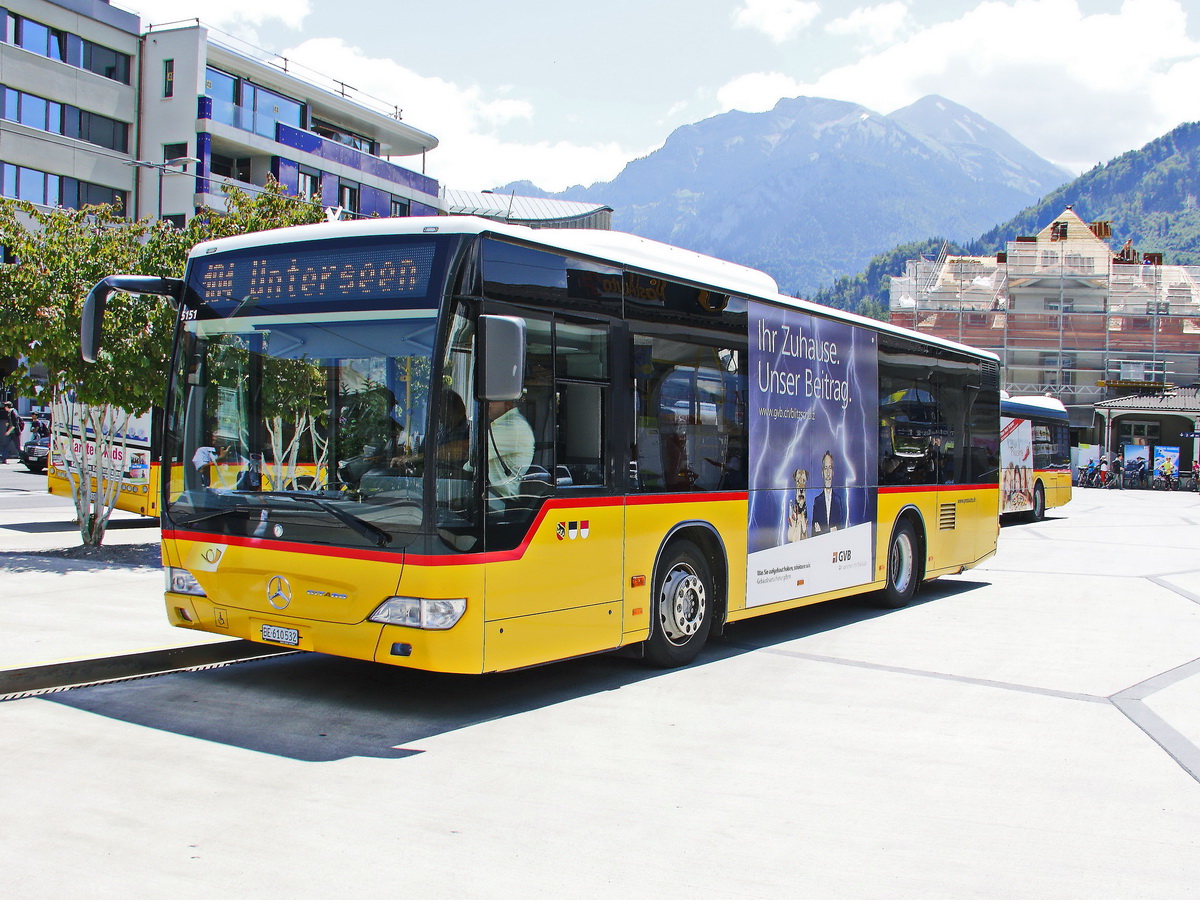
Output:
[
  {"xmin": 999, "ymin": 392, "xmax": 1072, "ymax": 519},
  {"xmin": 83, "ymin": 217, "xmax": 1001, "ymax": 674}
]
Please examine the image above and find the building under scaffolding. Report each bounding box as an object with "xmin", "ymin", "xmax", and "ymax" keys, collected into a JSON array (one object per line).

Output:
[{"xmin": 890, "ymin": 207, "xmax": 1200, "ymax": 450}]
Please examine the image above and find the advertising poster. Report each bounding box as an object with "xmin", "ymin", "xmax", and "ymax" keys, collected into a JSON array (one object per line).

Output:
[
  {"xmin": 1000, "ymin": 417, "xmax": 1033, "ymax": 513},
  {"xmin": 1154, "ymin": 445, "xmax": 1180, "ymax": 478},
  {"xmin": 747, "ymin": 303, "xmax": 878, "ymax": 607},
  {"xmin": 1123, "ymin": 444, "xmax": 1150, "ymax": 483}
]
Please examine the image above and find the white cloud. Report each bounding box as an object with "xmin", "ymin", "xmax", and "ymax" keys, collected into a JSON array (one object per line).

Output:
[
  {"xmin": 278, "ymin": 38, "xmax": 630, "ymax": 191},
  {"xmin": 718, "ymin": 0, "xmax": 1200, "ymax": 173},
  {"xmin": 826, "ymin": 2, "xmax": 910, "ymax": 49},
  {"xmin": 129, "ymin": 1, "xmax": 308, "ymax": 29},
  {"xmin": 717, "ymin": 72, "xmax": 806, "ymax": 113},
  {"xmin": 733, "ymin": 0, "xmax": 821, "ymax": 43}
]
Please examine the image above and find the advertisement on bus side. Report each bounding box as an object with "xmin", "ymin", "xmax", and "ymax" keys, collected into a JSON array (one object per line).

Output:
[
  {"xmin": 49, "ymin": 404, "xmax": 153, "ymax": 483},
  {"xmin": 1000, "ymin": 416, "xmax": 1033, "ymax": 514},
  {"xmin": 746, "ymin": 303, "xmax": 878, "ymax": 607}
]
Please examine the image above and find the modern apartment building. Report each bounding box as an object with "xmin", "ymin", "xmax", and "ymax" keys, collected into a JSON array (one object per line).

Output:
[
  {"xmin": 0, "ymin": 1, "xmax": 441, "ymax": 225},
  {"xmin": 0, "ymin": 0, "xmax": 140, "ymax": 214},
  {"xmin": 889, "ymin": 207, "xmax": 1200, "ymax": 455},
  {"xmin": 139, "ymin": 21, "xmax": 439, "ymax": 224}
]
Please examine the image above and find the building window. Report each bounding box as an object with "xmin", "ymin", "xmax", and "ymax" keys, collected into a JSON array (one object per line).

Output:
[
  {"xmin": 81, "ymin": 41, "xmax": 131, "ymax": 84},
  {"xmin": 390, "ymin": 196, "xmax": 409, "ymax": 218},
  {"xmin": 209, "ymin": 153, "xmax": 250, "ymax": 182},
  {"xmin": 0, "ymin": 162, "xmax": 123, "ymax": 211},
  {"xmin": 1041, "ymin": 354, "xmax": 1075, "ymax": 387},
  {"xmin": 339, "ymin": 181, "xmax": 359, "ymax": 214},
  {"xmin": 5, "ymin": 14, "xmax": 130, "ymax": 84},
  {"xmin": 1044, "ymin": 297, "xmax": 1074, "ymax": 313},
  {"xmin": 1119, "ymin": 421, "xmax": 1160, "ymax": 445},
  {"xmin": 205, "ymin": 68, "xmax": 305, "ymax": 138},
  {"xmin": 2, "ymin": 86, "xmax": 127, "ymax": 152},
  {"xmin": 297, "ymin": 169, "xmax": 320, "ymax": 198},
  {"xmin": 1118, "ymin": 360, "xmax": 1165, "ymax": 382},
  {"xmin": 162, "ymin": 214, "xmax": 186, "ymax": 229},
  {"xmin": 312, "ymin": 118, "xmax": 377, "ymax": 155},
  {"xmin": 163, "ymin": 142, "xmax": 189, "ymax": 162},
  {"xmin": 163, "ymin": 59, "xmax": 174, "ymax": 98}
]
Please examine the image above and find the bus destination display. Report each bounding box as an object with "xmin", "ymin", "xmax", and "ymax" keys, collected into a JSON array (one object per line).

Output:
[{"xmin": 191, "ymin": 240, "xmax": 438, "ymax": 308}]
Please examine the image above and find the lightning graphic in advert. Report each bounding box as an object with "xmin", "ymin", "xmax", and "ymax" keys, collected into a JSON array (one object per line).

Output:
[{"xmin": 746, "ymin": 303, "xmax": 878, "ymax": 607}]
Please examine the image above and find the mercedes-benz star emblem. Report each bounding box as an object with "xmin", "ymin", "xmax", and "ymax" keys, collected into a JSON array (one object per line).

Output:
[{"xmin": 266, "ymin": 575, "xmax": 293, "ymax": 610}]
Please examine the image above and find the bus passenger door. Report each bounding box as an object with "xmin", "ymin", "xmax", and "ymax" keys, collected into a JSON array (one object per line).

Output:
[{"xmin": 481, "ymin": 312, "xmax": 625, "ymax": 671}]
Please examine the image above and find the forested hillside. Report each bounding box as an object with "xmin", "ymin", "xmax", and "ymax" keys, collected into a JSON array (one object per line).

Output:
[{"xmin": 970, "ymin": 121, "xmax": 1200, "ymax": 261}]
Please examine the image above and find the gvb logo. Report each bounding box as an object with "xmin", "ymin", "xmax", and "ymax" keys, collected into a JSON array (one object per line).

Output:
[{"xmin": 832, "ymin": 549, "xmax": 853, "ymax": 563}]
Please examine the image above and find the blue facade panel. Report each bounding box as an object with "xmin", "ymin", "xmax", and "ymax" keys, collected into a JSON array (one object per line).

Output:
[
  {"xmin": 274, "ymin": 158, "xmax": 300, "ymax": 195},
  {"xmin": 359, "ymin": 185, "xmax": 391, "ymax": 218},
  {"xmin": 320, "ymin": 174, "xmax": 339, "ymax": 209},
  {"xmin": 275, "ymin": 123, "xmax": 437, "ymax": 197},
  {"xmin": 195, "ymin": 132, "xmax": 212, "ymax": 197},
  {"xmin": 410, "ymin": 200, "xmax": 438, "ymax": 217}
]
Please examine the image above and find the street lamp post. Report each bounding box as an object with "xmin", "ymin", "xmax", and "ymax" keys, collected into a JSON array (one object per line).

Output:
[{"xmin": 126, "ymin": 156, "xmax": 200, "ymax": 222}]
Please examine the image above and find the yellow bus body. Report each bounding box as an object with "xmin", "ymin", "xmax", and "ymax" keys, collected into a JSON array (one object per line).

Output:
[
  {"xmin": 48, "ymin": 462, "xmax": 161, "ymax": 518},
  {"xmin": 163, "ymin": 483, "xmax": 998, "ymax": 674},
  {"xmin": 1039, "ymin": 468, "xmax": 1072, "ymax": 512}
]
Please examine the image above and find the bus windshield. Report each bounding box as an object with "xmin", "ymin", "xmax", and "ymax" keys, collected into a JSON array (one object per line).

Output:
[{"xmin": 163, "ymin": 234, "xmax": 464, "ymax": 550}]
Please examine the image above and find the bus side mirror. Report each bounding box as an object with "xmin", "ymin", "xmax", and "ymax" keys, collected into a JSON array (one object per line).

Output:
[
  {"xmin": 82, "ymin": 275, "xmax": 185, "ymax": 363},
  {"xmin": 478, "ymin": 314, "xmax": 526, "ymax": 401}
]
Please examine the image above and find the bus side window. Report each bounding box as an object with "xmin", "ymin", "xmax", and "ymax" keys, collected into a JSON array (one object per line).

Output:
[
  {"xmin": 554, "ymin": 318, "xmax": 609, "ymax": 489},
  {"xmin": 632, "ymin": 336, "xmax": 746, "ymax": 493}
]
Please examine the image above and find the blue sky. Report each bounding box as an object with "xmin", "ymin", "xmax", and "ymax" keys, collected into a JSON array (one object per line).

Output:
[{"xmin": 126, "ymin": 0, "xmax": 1200, "ymax": 191}]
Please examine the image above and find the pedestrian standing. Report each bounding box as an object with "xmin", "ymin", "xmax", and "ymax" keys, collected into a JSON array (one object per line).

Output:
[
  {"xmin": 29, "ymin": 411, "xmax": 49, "ymax": 439},
  {"xmin": 0, "ymin": 401, "xmax": 22, "ymax": 463}
]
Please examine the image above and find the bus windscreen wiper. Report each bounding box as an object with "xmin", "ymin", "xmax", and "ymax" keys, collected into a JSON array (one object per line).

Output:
[
  {"xmin": 262, "ymin": 492, "xmax": 393, "ymax": 548},
  {"xmin": 175, "ymin": 501, "xmax": 261, "ymax": 527}
]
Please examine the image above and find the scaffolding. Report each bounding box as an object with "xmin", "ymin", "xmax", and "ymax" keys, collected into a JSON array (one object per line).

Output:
[{"xmin": 889, "ymin": 225, "xmax": 1200, "ymax": 410}]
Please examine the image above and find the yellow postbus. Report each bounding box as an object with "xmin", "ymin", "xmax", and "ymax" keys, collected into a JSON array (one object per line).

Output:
[
  {"xmin": 999, "ymin": 393, "xmax": 1072, "ymax": 519},
  {"xmin": 84, "ymin": 217, "xmax": 1001, "ymax": 673},
  {"xmin": 46, "ymin": 402, "xmax": 161, "ymax": 518}
]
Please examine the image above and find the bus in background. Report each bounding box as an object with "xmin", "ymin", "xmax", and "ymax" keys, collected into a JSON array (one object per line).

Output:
[
  {"xmin": 47, "ymin": 400, "xmax": 160, "ymax": 518},
  {"xmin": 999, "ymin": 393, "xmax": 1071, "ymax": 519},
  {"xmin": 83, "ymin": 217, "xmax": 1001, "ymax": 674}
]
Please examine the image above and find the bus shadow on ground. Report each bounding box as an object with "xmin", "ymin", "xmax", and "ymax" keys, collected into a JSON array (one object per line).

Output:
[{"xmin": 47, "ymin": 578, "xmax": 987, "ymax": 763}]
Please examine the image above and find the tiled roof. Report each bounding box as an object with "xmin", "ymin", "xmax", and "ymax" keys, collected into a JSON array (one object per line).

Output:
[{"xmin": 1094, "ymin": 387, "xmax": 1200, "ymax": 412}]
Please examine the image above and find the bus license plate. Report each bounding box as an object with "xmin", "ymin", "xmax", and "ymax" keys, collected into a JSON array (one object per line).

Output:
[{"xmin": 261, "ymin": 623, "xmax": 300, "ymax": 646}]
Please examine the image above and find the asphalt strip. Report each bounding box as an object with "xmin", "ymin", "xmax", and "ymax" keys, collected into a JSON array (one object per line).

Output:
[{"xmin": 0, "ymin": 640, "xmax": 295, "ymax": 699}]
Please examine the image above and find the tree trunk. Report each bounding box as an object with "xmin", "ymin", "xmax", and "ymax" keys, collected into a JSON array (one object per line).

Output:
[{"xmin": 53, "ymin": 394, "xmax": 130, "ymax": 547}]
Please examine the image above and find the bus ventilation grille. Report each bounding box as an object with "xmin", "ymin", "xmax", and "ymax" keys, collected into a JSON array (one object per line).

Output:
[
  {"xmin": 938, "ymin": 503, "xmax": 957, "ymax": 530},
  {"xmin": 981, "ymin": 361, "xmax": 1000, "ymax": 389}
]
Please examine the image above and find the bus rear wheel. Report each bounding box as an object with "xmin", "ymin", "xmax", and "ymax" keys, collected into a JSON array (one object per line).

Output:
[
  {"xmin": 877, "ymin": 519, "xmax": 920, "ymax": 609},
  {"xmin": 1028, "ymin": 483, "xmax": 1045, "ymax": 521},
  {"xmin": 645, "ymin": 539, "xmax": 713, "ymax": 668}
]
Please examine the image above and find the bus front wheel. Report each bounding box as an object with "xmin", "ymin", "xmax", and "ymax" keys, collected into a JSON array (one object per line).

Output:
[
  {"xmin": 877, "ymin": 519, "xmax": 920, "ymax": 609},
  {"xmin": 645, "ymin": 539, "xmax": 713, "ymax": 667}
]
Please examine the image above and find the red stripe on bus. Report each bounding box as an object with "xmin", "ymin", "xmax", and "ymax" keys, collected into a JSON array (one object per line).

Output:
[{"xmin": 879, "ymin": 483, "xmax": 998, "ymax": 494}]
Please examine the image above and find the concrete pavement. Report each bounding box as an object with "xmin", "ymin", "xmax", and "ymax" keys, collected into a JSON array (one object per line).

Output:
[
  {"xmin": 2, "ymin": 465, "xmax": 1200, "ymax": 896},
  {"xmin": 0, "ymin": 464, "xmax": 249, "ymax": 693}
]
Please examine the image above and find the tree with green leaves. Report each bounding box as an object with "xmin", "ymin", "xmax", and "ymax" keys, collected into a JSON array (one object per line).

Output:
[{"xmin": 0, "ymin": 179, "xmax": 324, "ymax": 546}]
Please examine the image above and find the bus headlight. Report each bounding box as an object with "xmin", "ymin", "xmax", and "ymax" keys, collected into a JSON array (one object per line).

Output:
[
  {"xmin": 368, "ymin": 597, "xmax": 466, "ymax": 630},
  {"xmin": 166, "ymin": 567, "xmax": 206, "ymax": 597}
]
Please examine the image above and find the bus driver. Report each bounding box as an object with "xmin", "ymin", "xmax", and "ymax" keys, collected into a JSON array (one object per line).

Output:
[{"xmin": 485, "ymin": 399, "xmax": 534, "ymax": 499}]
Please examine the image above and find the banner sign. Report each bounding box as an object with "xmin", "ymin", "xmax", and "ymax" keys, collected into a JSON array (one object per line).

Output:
[{"xmin": 746, "ymin": 303, "xmax": 878, "ymax": 607}]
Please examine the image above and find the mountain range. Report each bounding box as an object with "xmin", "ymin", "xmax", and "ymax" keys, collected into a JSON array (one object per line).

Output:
[
  {"xmin": 497, "ymin": 94, "xmax": 1072, "ymax": 297},
  {"xmin": 811, "ymin": 119, "xmax": 1200, "ymax": 316}
]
